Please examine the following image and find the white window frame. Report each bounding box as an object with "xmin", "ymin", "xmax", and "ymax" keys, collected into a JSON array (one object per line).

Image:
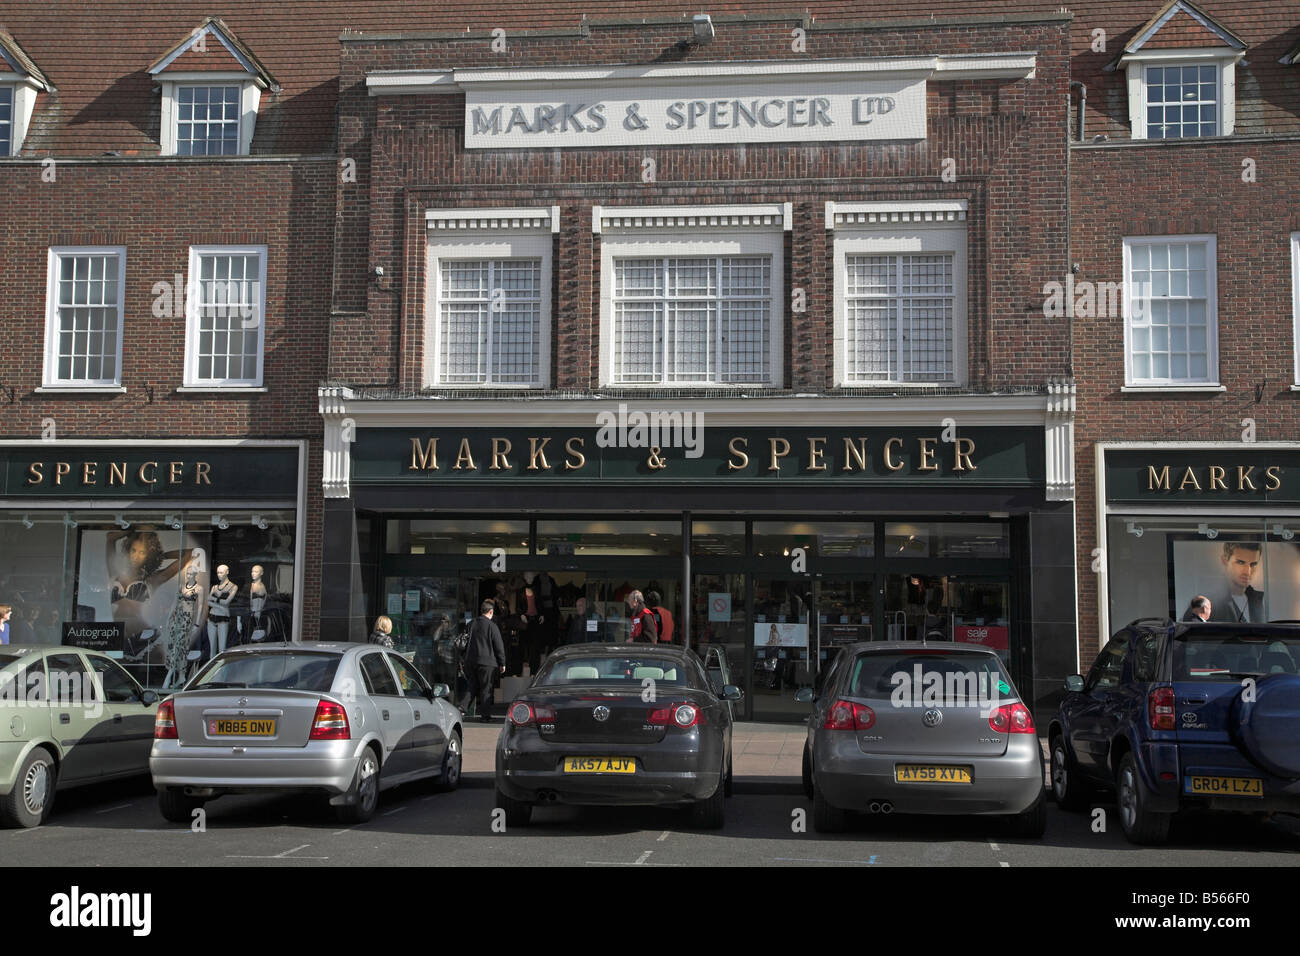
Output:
[
  {"xmin": 829, "ymin": 202, "xmax": 968, "ymax": 387},
  {"xmin": 1292, "ymin": 232, "xmax": 1300, "ymax": 388},
  {"xmin": 0, "ymin": 76, "xmax": 41, "ymax": 156},
  {"xmin": 1121, "ymin": 234, "xmax": 1219, "ymax": 388},
  {"xmin": 183, "ymin": 244, "xmax": 268, "ymax": 389},
  {"xmin": 158, "ymin": 75, "xmax": 260, "ymax": 156},
  {"xmin": 595, "ymin": 205, "xmax": 787, "ymax": 388},
  {"xmin": 424, "ymin": 207, "xmax": 557, "ymax": 389},
  {"xmin": 41, "ymin": 247, "xmax": 127, "ymax": 390},
  {"xmin": 1124, "ymin": 51, "xmax": 1240, "ymax": 140}
]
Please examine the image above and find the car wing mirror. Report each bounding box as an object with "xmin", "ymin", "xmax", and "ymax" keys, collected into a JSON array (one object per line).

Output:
[
  {"xmin": 140, "ymin": 690, "xmax": 159, "ymax": 706},
  {"xmin": 430, "ymin": 683, "xmax": 451, "ymax": 700},
  {"xmin": 1064, "ymin": 674, "xmax": 1085, "ymax": 693},
  {"xmin": 794, "ymin": 687, "xmax": 814, "ymax": 704},
  {"xmin": 720, "ymin": 684, "xmax": 744, "ymax": 702}
]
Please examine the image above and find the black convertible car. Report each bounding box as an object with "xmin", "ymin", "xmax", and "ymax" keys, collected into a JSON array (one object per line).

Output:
[{"xmin": 494, "ymin": 643, "xmax": 743, "ymax": 828}]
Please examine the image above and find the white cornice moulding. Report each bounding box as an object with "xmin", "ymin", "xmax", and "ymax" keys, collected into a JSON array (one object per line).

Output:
[
  {"xmin": 593, "ymin": 203, "xmax": 791, "ymax": 234},
  {"xmin": 1117, "ymin": 47, "xmax": 1244, "ymax": 65},
  {"xmin": 365, "ymin": 53, "xmax": 1038, "ymax": 96},
  {"xmin": 425, "ymin": 206, "xmax": 560, "ymax": 233},
  {"xmin": 826, "ymin": 200, "xmax": 969, "ymax": 229}
]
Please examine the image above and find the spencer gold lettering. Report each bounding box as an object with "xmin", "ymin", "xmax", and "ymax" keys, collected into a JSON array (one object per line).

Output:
[
  {"xmin": 1266, "ymin": 465, "xmax": 1282, "ymax": 491},
  {"xmin": 409, "ymin": 437, "xmax": 439, "ymax": 471},
  {"xmin": 1208, "ymin": 465, "xmax": 1227, "ymax": 491},
  {"xmin": 169, "ymin": 461, "xmax": 184, "ymax": 484},
  {"xmin": 1179, "ymin": 467, "xmax": 1201, "ymax": 491},
  {"xmin": 768, "ymin": 437, "xmax": 791, "ymax": 472},
  {"xmin": 1237, "ymin": 466, "xmax": 1257, "ymax": 491},
  {"xmin": 807, "ymin": 437, "xmax": 827, "ymax": 472},
  {"xmin": 25, "ymin": 462, "xmax": 43, "ymax": 485},
  {"xmin": 109, "ymin": 461, "xmax": 127, "ymax": 485},
  {"xmin": 842, "ymin": 437, "xmax": 868, "ymax": 472},
  {"xmin": 953, "ymin": 438, "xmax": 977, "ymax": 472},
  {"xmin": 917, "ymin": 438, "xmax": 938, "ymax": 472},
  {"xmin": 564, "ymin": 437, "xmax": 586, "ymax": 471},
  {"xmin": 194, "ymin": 461, "xmax": 212, "ymax": 485},
  {"xmin": 883, "ymin": 438, "xmax": 904, "ymax": 472},
  {"xmin": 138, "ymin": 461, "xmax": 157, "ymax": 485},
  {"xmin": 727, "ymin": 437, "xmax": 749, "ymax": 470},
  {"xmin": 527, "ymin": 437, "xmax": 552, "ymax": 471},
  {"xmin": 55, "ymin": 462, "xmax": 70, "ymax": 485},
  {"xmin": 1147, "ymin": 465, "xmax": 1171, "ymax": 491},
  {"xmin": 453, "ymin": 439, "xmax": 477, "ymax": 471},
  {"xmin": 83, "ymin": 462, "xmax": 98, "ymax": 485},
  {"xmin": 490, "ymin": 438, "xmax": 512, "ymax": 471}
]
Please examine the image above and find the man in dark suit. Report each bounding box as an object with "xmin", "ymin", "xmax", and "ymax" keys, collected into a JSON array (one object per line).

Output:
[
  {"xmin": 1181, "ymin": 595, "xmax": 1211, "ymax": 622},
  {"xmin": 1208, "ymin": 542, "xmax": 1266, "ymax": 623},
  {"xmin": 462, "ymin": 600, "xmax": 506, "ymax": 722}
]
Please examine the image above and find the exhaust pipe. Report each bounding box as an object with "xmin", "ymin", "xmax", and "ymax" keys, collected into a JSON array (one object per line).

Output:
[{"xmin": 866, "ymin": 801, "xmax": 894, "ymax": 814}]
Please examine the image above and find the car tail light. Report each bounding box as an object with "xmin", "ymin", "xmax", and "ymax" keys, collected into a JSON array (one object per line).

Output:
[
  {"xmin": 154, "ymin": 699, "xmax": 177, "ymax": 740},
  {"xmin": 509, "ymin": 702, "xmax": 557, "ymax": 727},
  {"xmin": 647, "ymin": 703, "xmax": 703, "ymax": 728},
  {"xmin": 1148, "ymin": 686, "xmax": 1176, "ymax": 731},
  {"xmin": 309, "ymin": 700, "xmax": 350, "ymax": 740},
  {"xmin": 988, "ymin": 703, "xmax": 1035, "ymax": 734},
  {"xmin": 823, "ymin": 700, "xmax": 876, "ymax": 731}
]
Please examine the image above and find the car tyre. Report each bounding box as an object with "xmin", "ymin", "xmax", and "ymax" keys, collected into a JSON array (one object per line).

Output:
[
  {"xmin": 813, "ymin": 777, "xmax": 848, "ymax": 833},
  {"xmin": 432, "ymin": 730, "xmax": 462, "ymax": 793},
  {"xmin": 1006, "ymin": 789, "xmax": 1047, "ymax": 838},
  {"xmin": 801, "ymin": 745, "xmax": 814, "ymax": 799},
  {"xmin": 495, "ymin": 786, "xmax": 532, "ymax": 827},
  {"xmin": 689, "ymin": 774, "xmax": 726, "ymax": 830},
  {"xmin": 158, "ymin": 787, "xmax": 205, "ymax": 824},
  {"xmin": 2, "ymin": 748, "xmax": 57, "ymax": 828},
  {"xmin": 335, "ymin": 746, "xmax": 381, "ymax": 825},
  {"xmin": 724, "ymin": 754, "xmax": 734, "ymax": 798},
  {"xmin": 1116, "ymin": 752, "xmax": 1171, "ymax": 845},
  {"xmin": 1050, "ymin": 734, "xmax": 1090, "ymax": 811}
]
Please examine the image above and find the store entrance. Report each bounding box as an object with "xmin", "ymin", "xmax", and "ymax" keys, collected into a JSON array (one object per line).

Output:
[{"xmin": 883, "ymin": 573, "xmax": 1012, "ymax": 662}]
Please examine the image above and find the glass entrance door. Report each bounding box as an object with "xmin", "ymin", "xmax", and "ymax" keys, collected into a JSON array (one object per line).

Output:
[
  {"xmin": 883, "ymin": 573, "xmax": 1012, "ymax": 662},
  {"xmin": 750, "ymin": 577, "xmax": 814, "ymax": 721}
]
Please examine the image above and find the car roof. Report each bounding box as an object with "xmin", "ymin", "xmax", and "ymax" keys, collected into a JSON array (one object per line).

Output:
[
  {"xmin": 1170, "ymin": 621, "xmax": 1300, "ymax": 640},
  {"xmin": 545, "ymin": 643, "xmax": 694, "ymax": 659},
  {"xmin": 836, "ymin": 641, "xmax": 1001, "ymax": 655},
  {"xmin": 218, "ymin": 642, "xmax": 353, "ymax": 656}
]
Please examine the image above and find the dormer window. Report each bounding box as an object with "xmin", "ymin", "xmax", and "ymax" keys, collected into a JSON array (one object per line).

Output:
[
  {"xmin": 0, "ymin": 86, "xmax": 12, "ymax": 155},
  {"xmin": 0, "ymin": 27, "xmax": 53, "ymax": 156},
  {"xmin": 148, "ymin": 17, "xmax": 277, "ymax": 157}
]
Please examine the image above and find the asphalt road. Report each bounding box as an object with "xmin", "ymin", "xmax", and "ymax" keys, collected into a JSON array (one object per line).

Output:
[{"xmin": 6, "ymin": 772, "xmax": 1299, "ymax": 867}]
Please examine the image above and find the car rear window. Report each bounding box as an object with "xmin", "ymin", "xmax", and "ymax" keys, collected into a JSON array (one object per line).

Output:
[
  {"xmin": 1175, "ymin": 634, "xmax": 1300, "ymax": 681},
  {"xmin": 847, "ymin": 651, "xmax": 1013, "ymax": 703},
  {"xmin": 190, "ymin": 652, "xmax": 340, "ymax": 692},
  {"xmin": 536, "ymin": 656, "xmax": 697, "ymax": 688},
  {"xmin": 0, "ymin": 654, "xmax": 18, "ymax": 668}
]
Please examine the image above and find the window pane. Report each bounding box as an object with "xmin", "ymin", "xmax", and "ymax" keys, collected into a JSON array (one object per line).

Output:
[
  {"xmin": 51, "ymin": 252, "xmax": 123, "ymax": 384},
  {"xmin": 845, "ymin": 254, "xmax": 954, "ymax": 384}
]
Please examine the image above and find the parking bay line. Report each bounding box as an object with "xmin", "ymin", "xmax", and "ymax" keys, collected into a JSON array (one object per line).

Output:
[
  {"xmin": 656, "ymin": 830, "xmax": 670, "ymax": 842},
  {"xmin": 95, "ymin": 803, "xmax": 133, "ymax": 814},
  {"xmin": 769, "ymin": 855, "xmax": 880, "ymax": 865},
  {"xmin": 227, "ymin": 844, "xmax": 328, "ymax": 860}
]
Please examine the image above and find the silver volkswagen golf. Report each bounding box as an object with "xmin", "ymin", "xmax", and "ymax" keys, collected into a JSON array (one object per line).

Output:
[
  {"xmin": 799, "ymin": 642, "xmax": 1045, "ymax": 836},
  {"xmin": 150, "ymin": 643, "xmax": 463, "ymax": 824}
]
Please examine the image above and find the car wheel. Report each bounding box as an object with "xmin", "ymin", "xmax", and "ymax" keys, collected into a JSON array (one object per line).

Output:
[
  {"xmin": 335, "ymin": 746, "xmax": 381, "ymax": 825},
  {"xmin": 1116, "ymin": 753, "xmax": 1171, "ymax": 845},
  {"xmin": 689, "ymin": 774, "xmax": 726, "ymax": 830},
  {"xmin": 812, "ymin": 777, "xmax": 847, "ymax": 833},
  {"xmin": 158, "ymin": 787, "xmax": 205, "ymax": 824},
  {"xmin": 1050, "ymin": 734, "xmax": 1090, "ymax": 811},
  {"xmin": 1006, "ymin": 790, "xmax": 1047, "ymax": 838},
  {"xmin": 801, "ymin": 745, "xmax": 814, "ymax": 799},
  {"xmin": 495, "ymin": 786, "xmax": 532, "ymax": 827},
  {"xmin": 1, "ymin": 748, "xmax": 57, "ymax": 828},
  {"xmin": 433, "ymin": 730, "xmax": 462, "ymax": 792}
]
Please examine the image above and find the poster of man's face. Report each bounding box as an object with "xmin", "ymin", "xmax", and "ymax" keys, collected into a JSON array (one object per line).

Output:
[{"xmin": 1172, "ymin": 539, "xmax": 1270, "ymax": 624}]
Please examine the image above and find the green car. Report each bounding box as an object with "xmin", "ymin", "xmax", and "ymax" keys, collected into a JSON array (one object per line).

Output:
[{"xmin": 0, "ymin": 645, "xmax": 160, "ymax": 828}]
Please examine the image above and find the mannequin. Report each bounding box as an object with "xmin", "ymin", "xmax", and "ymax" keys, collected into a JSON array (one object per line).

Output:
[
  {"xmin": 164, "ymin": 563, "xmax": 202, "ymax": 689},
  {"xmin": 206, "ymin": 565, "xmax": 238, "ymax": 657},
  {"xmin": 248, "ymin": 564, "xmax": 267, "ymax": 641}
]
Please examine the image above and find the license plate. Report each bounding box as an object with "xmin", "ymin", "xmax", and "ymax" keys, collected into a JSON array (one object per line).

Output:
[
  {"xmin": 563, "ymin": 757, "xmax": 636, "ymax": 774},
  {"xmin": 894, "ymin": 764, "xmax": 973, "ymax": 784},
  {"xmin": 208, "ymin": 718, "xmax": 277, "ymax": 737},
  {"xmin": 1184, "ymin": 775, "xmax": 1263, "ymax": 797}
]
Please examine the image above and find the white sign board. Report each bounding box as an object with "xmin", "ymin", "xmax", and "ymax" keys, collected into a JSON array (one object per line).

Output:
[{"xmin": 464, "ymin": 75, "xmax": 926, "ymax": 150}]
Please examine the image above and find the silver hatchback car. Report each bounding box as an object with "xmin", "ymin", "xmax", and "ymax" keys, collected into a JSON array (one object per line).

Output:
[
  {"xmin": 799, "ymin": 642, "xmax": 1045, "ymax": 836},
  {"xmin": 150, "ymin": 643, "xmax": 463, "ymax": 824}
]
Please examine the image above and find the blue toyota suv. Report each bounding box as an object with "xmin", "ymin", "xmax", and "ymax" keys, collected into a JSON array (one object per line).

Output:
[{"xmin": 1050, "ymin": 619, "xmax": 1300, "ymax": 844}]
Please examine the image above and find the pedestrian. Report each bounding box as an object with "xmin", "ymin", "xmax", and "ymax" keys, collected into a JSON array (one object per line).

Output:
[
  {"xmin": 564, "ymin": 595, "xmax": 602, "ymax": 644},
  {"xmin": 368, "ymin": 614, "xmax": 395, "ymax": 648},
  {"xmin": 625, "ymin": 590, "xmax": 659, "ymax": 643},
  {"xmin": 462, "ymin": 599, "xmax": 506, "ymax": 721},
  {"xmin": 1181, "ymin": 595, "xmax": 1212, "ymax": 622},
  {"xmin": 0, "ymin": 604, "xmax": 11, "ymax": 645},
  {"xmin": 645, "ymin": 591, "xmax": 674, "ymax": 644}
]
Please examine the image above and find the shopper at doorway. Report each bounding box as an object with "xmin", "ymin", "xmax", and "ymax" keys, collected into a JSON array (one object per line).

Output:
[
  {"xmin": 645, "ymin": 591, "xmax": 673, "ymax": 644},
  {"xmin": 625, "ymin": 590, "xmax": 659, "ymax": 643},
  {"xmin": 463, "ymin": 600, "xmax": 506, "ymax": 721},
  {"xmin": 564, "ymin": 595, "xmax": 603, "ymax": 644},
  {"xmin": 368, "ymin": 615, "xmax": 395, "ymax": 648},
  {"xmin": 1182, "ymin": 595, "xmax": 1212, "ymax": 622}
]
